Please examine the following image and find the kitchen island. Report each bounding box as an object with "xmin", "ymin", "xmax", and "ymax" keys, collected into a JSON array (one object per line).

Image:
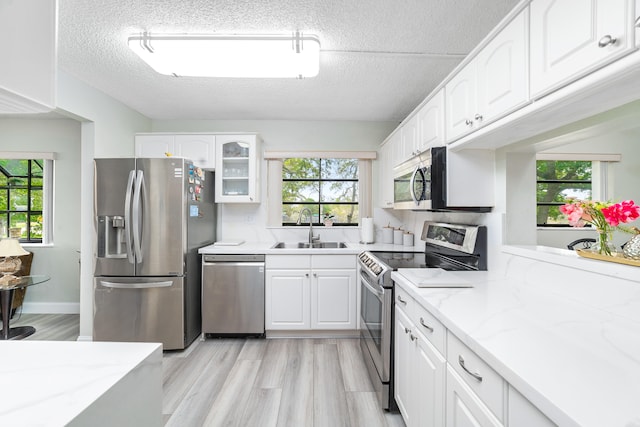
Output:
[
  {"xmin": 0, "ymin": 341, "xmax": 162, "ymax": 426},
  {"xmin": 392, "ymin": 249, "xmax": 640, "ymax": 427}
]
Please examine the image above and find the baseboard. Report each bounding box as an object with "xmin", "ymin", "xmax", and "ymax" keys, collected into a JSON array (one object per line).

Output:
[
  {"xmin": 76, "ymin": 335, "xmax": 93, "ymax": 342},
  {"xmin": 266, "ymin": 329, "xmax": 360, "ymax": 339},
  {"xmin": 20, "ymin": 302, "xmax": 80, "ymax": 314}
]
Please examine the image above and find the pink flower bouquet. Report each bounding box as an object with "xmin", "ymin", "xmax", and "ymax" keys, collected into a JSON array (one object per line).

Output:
[{"xmin": 560, "ymin": 199, "xmax": 640, "ymax": 255}]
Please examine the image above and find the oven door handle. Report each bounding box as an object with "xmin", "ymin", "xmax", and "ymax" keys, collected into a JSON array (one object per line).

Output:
[{"xmin": 361, "ymin": 278, "xmax": 385, "ymax": 300}]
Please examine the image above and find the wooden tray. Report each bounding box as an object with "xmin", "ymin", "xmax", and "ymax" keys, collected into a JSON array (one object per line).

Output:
[{"xmin": 576, "ymin": 249, "xmax": 640, "ymax": 267}]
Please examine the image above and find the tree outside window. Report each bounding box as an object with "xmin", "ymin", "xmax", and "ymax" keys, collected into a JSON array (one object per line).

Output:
[
  {"xmin": 0, "ymin": 159, "xmax": 45, "ymax": 242},
  {"xmin": 282, "ymin": 158, "xmax": 359, "ymax": 226},
  {"xmin": 536, "ymin": 160, "xmax": 592, "ymax": 226}
]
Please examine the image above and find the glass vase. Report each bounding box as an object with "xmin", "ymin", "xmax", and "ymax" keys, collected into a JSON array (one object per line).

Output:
[{"xmin": 593, "ymin": 228, "xmax": 615, "ymax": 256}]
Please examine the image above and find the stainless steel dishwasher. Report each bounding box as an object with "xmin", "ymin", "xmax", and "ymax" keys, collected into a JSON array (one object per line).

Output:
[{"xmin": 202, "ymin": 254, "xmax": 265, "ymax": 336}]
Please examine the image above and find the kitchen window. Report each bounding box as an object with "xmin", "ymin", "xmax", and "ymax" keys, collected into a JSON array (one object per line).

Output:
[
  {"xmin": 0, "ymin": 157, "xmax": 54, "ymax": 243},
  {"xmin": 264, "ymin": 151, "xmax": 376, "ymax": 227},
  {"xmin": 282, "ymin": 158, "xmax": 359, "ymax": 226},
  {"xmin": 536, "ymin": 153, "xmax": 619, "ymax": 227}
]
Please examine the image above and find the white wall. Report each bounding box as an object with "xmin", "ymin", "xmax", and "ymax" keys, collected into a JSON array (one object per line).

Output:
[
  {"xmin": 0, "ymin": 118, "xmax": 81, "ymax": 312},
  {"xmin": 56, "ymin": 70, "xmax": 152, "ymax": 339},
  {"xmin": 151, "ymin": 119, "xmax": 397, "ymax": 243}
]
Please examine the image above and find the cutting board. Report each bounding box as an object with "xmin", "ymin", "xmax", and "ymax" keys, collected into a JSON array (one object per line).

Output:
[{"xmin": 397, "ymin": 268, "xmax": 472, "ymax": 288}]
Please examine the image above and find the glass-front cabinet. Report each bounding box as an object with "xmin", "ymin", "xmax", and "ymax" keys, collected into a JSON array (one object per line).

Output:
[{"xmin": 215, "ymin": 134, "xmax": 261, "ymax": 203}]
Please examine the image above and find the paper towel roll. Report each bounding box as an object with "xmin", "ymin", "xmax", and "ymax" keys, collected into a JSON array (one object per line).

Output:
[{"xmin": 360, "ymin": 217, "xmax": 374, "ymax": 243}]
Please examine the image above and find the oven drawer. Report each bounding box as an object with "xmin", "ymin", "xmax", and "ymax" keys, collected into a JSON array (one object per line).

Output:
[
  {"xmin": 447, "ymin": 331, "xmax": 506, "ymax": 423},
  {"xmin": 394, "ymin": 286, "xmax": 414, "ymax": 317},
  {"xmin": 412, "ymin": 303, "xmax": 446, "ymax": 355}
]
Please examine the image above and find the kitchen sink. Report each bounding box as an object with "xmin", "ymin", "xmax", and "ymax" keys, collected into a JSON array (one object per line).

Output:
[{"xmin": 271, "ymin": 241, "xmax": 348, "ymax": 249}]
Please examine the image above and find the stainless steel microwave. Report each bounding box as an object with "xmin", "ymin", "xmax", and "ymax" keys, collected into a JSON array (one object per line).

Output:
[{"xmin": 393, "ymin": 147, "xmax": 446, "ymax": 210}]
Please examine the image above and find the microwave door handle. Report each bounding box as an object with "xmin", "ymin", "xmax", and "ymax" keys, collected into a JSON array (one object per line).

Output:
[
  {"xmin": 410, "ymin": 166, "xmax": 421, "ymax": 206},
  {"xmin": 132, "ymin": 169, "xmax": 145, "ymax": 263},
  {"xmin": 124, "ymin": 170, "xmax": 136, "ymax": 264}
]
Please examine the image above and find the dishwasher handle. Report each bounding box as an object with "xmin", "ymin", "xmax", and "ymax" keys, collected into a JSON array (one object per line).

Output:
[{"xmin": 203, "ymin": 254, "xmax": 265, "ymax": 263}]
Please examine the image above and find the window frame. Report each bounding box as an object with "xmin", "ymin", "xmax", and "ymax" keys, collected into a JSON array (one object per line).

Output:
[
  {"xmin": 535, "ymin": 153, "xmax": 619, "ymax": 228},
  {"xmin": 0, "ymin": 157, "xmax": 54, "ymax": 244},
  {"xmin": 281, "ymin": 158, "xmax": 359, "ymax": 226}
]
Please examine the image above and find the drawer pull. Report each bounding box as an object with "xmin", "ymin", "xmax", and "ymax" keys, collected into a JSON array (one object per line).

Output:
[
  {"xmin": 410, "ymin": 333, "xmax": 418, "ymax": 342},
  {"xmin": 419, "ymin": 317, "xmax": 434, "ymax": 333},
  {"xmin": 598, "ymin": 34, "xmax": 617, "ymax": 48},
  {"xmin": 404, "ymin": 327, "xmax": 411, "ymax": 334},
  {"xmin": 397, "ymin": 295, "xmax": 407, "ymax": 305},
  {"xmin": 458, "ymin": 355, "xmax": 483, "ymax": 382}
]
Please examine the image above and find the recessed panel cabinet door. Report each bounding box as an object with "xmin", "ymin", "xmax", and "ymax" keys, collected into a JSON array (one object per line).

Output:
[
  {"xmin": 445, "ymin": 63, "xmax": 477, "ymax": 142},
  {"xmin": 530, "ymin": 0, "xmax": 634, "ymax": 97},
  {"xmin": 417, "ymin": 89, "xmax": 445, "ymax": 151},
  {"xmin": 446, "ymin": 366, "xmax": 503, "ymax": 427},
  {"xmin": 311, "ymin": 269, "xmax": 356, "ymax": 329},
  {"xmin": 265, "ymin": 270, "xmax": 310, "ymax": 329},
  {"xmin": 476, "ymin": 9, "xmax": 528, "ymax": 124}
]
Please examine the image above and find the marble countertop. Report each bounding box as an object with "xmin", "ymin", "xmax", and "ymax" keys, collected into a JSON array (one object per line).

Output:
[
  {"xmin": 0, "ymin": 341, "xmax": 162, "ymax": 426},
  {"xmin": 391, "ymin": 269, "xmax": 640, "ymax": 427},
  {"xmin": 199, "ymin": 241, "xmax": 425, "ymax": 255}
]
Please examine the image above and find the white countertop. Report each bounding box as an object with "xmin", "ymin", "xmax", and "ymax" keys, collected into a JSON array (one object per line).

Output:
[
  {"xmin": 0, "ymin": 341, "xmax": 163, "ymax": 426},
  {"xmin": 392, "ymin": 269, "xmax": 640, "ymax": 427},
  {"xmin": 199, "ymin": 241, "xmax": 425, "ymax": 255}
]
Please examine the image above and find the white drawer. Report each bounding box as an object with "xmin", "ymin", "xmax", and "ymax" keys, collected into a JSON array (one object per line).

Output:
[
  {"xmin": 394, "ymin": 285, "xmax": 415, "ymax": 318},
  {"xmin": 265, "ymin": 254, "xmax": 311, "ymax": 269},
  {"xmin": 311, "ymin": 254, "xmax": 355, "ymax": 269},
  {"xmin": 412, "ymin": 302, "xmax": 446, "ymax": 356},
  {"xmin": 447, "ymin": 332, "xmax": 505, "ymax": 423}
]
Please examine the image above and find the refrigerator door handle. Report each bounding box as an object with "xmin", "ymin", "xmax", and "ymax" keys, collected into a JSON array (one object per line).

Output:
[
  {"xmin": 98, "ymin": 280, "xmax": 173, "ymax": 289},
  {"xmin": 132, "ymin": 169, "xmax": 145, "ymax": 264},
  {"xmin": 124, "ymin": 170, "xmax": 136, "ymax": 264}
]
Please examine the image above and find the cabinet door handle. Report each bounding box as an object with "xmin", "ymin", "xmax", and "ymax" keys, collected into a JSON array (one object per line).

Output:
[
  {"xmin": 598, "ymin": 34, "xmax": 617, "ymax": 48},
  {"xmin": 458, "ymin": 355, "xmax": 483, "ymax": 382},
  {"xmin": 464, "ymin": 119, "xmax": 473, "ymax": 126},
  {"xmin": 305, "ymin": 273, "xmax": 309, "ymax": 278},
  {"xmin": 404, "ymin": 327, "xmax": 411, "ymax": 334},
  {"xmin": 474, "ymin": 114, "xmax": 483, "ymax": 122},
  {"xmin": 410, "ymin": 333, "xmax": 418, "ymax": 342},
  {"xmin": 313, "ymin": 273, "xmax": 317, "ymax": 278},
  {"xmin": 397, "ymin": 295, "xmax": 407, "ymax": 305},
  {"xmin": 419, "ymin": 317, "xmax": 434, "ymax": 333}
]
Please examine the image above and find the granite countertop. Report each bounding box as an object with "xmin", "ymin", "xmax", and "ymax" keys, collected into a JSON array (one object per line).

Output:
[
  {"xmin": 198, "ymin": 241, "xmax": 426, "ymax": 255},
  {"xmin": 0, "ymin": 341, "xmax": 162, "ymax": 426},
  {"xmin": 391, "ymin": 269, "xmax": 640, "ymax": 427}
]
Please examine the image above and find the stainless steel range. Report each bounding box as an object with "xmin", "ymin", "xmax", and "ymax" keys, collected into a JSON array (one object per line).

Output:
[{"xmin": 358, "ymin": 221, "xmax": 487, "ymax": 411}]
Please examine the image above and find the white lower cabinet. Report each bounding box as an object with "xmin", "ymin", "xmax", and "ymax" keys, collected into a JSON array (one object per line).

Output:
[
  {"xmin": 394, "ymin": 302, "xmax": 446, "ymax": 427},
  {"xmin": 394, "ymin": 282, "xmax": 556, "ymax": 427},
  {"xmin": 446, "ymin": 367, "xmax": 503, "ymax": 427},
  {"xmin": 265, "ymin": 255, "xmax": 356, "ymax": 331}
]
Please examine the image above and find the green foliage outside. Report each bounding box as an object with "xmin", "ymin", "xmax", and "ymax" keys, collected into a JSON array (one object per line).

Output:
[
  {"xmin": 282, "ymin": 158, "xmax": 359, "ymax": 225},
  {"xmin": 0, "ymin": 159, "xmax": 44, "ymax": 240},
  {"xmin": 536, "ymin": 160, "xmax": 592, "ymax": 225}
]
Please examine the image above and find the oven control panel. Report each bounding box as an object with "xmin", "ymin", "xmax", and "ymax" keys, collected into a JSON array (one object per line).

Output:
[{"xmin": 358, "ymin": 251, "xmax": 386, "ymax": 276}]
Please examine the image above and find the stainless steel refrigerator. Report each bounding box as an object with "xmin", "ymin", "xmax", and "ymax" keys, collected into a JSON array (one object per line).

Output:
[{"xmin": 93, "ymin": 157, "xmax": 215, "ymax": 350}]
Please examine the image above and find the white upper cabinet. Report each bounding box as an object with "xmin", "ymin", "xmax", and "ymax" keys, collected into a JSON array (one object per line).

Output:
[
  {"xmin": 215, "ymin": 134, "xmax": 261, "ymax": 203},
  {"xmin": 400, "ymin": 114, "xmax": 419, "ymax": 160},
  {"xmin": 530, "ymin": 0, "xmax": 634, "ymax": 98},
  {"xmin": 416, "ymin": 89, "xmax": 446, "ymax": 152},
  {"xmin": 0, "ymin": 0, "xmax": 56, "ymax": 114},
  {"xmin": 174, "ymin": 135, "xmax": 216, "ymax": 169},
  {"xmin": 378, "ymin": 141, "xmax": 395, "ymax": 209},
  {"xmin": 446, "ymin": 9, "xmax": 529, "ymax": 143},
  {"xmin": 134, "ymin": 134, "xmax": 216, "ymax": 169}
]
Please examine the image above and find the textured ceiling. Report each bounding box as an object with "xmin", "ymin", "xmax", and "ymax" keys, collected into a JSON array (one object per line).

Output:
[{"xmin": 57, "ymin": 0, "xmax": 521, "ymax": 121}]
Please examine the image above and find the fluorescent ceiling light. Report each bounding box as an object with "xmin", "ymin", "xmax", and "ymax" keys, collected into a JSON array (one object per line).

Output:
[{"xmin": 128, "ymin": 32, "xmax": 320, "ymax": 78}]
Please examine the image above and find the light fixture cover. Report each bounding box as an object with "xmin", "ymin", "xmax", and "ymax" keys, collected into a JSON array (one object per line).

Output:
[{"xmin": 128, "ymin": 33, "xmax": 320, "ymax": 78}]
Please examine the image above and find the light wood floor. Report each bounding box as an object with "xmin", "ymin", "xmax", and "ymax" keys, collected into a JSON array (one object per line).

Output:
[{"xmin": 9, "ymin": 314, "xmax": 405, "ymax": 427}]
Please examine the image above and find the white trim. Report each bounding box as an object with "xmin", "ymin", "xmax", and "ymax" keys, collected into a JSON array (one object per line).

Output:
[
  {"xmin": 0, "ymin": 151, "xmax": 57, "ymax": 160},
  {"xmin": 20, "ymin": 302, "xmax": 80, "ymax": 314},
  {"xmin": 536, "ymin": 153, "xmax": 621, "ymax": 161},
  {"xmin": 264, "ymin": 151, "xmax": 376, "ymax": 160}
]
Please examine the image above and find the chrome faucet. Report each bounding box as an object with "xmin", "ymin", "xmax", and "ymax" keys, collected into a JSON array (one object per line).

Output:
[{"xmin": 297, "ymin": 208, "xmax": 320, "ymax": 244}]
